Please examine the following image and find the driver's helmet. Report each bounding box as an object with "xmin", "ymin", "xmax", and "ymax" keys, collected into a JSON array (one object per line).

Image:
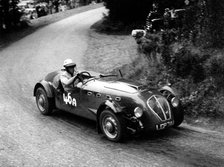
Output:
[{"xmin": 63, "ymin": 58, "xmax": 76, "ymax": 68}]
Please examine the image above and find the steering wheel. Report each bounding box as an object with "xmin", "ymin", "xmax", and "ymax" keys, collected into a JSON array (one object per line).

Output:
[
  {"xmin": 79, "ymin": 71, "xmax": 91, "ymax": 77},
  {"xmin": 74, "ymin": 71, "xmax": 91, "ymax": 84}
]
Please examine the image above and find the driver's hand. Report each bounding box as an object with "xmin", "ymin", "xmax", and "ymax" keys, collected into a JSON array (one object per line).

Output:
[
  {"xmin": 74, "ymin": 78, "xmax": 79, "ymax": 86},
  {"xmin": 74, "ymin": 71, "xmax": 79, "ymax": 77}
]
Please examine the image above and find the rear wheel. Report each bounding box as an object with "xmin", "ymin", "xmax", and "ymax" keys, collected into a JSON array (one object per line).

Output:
[
  {"xmin": 99, "ymin": 110, "xmax": 126, "ymax": 142},
  {"xmin": 35, "ymin": 87, "xmax": 54, "ymax": 115}
]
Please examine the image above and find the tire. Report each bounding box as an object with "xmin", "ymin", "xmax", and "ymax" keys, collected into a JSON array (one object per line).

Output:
[
  {"xmin": 99, "ymin": 109, "xmax": 126, "ymax": 142},
  {"xmin": 160, "ymin": 90, "xmax": 184, "ymax": 127},
  {"xmin": 35, "ymin": 87, "xmax": 54, "ymax": 115},
  {"xmin": 173, "ymin": 107, "xmax": 184, "ymax": 127}
]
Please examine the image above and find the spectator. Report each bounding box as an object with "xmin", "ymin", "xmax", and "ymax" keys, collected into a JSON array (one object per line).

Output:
[
  {"xmin": 53, "ymin": 0, "xmax": 59, "ymax": 13},
  {"xmin": 145, "ymin": 3, "xmax": 160, "ymax": 32},
  {"xmin": 48, "ymin": 0, "xmax": 53, "ymax": 14},
  {"xmin": 163, "ymin": 8, "xmax": 171, "ymax": 29}
]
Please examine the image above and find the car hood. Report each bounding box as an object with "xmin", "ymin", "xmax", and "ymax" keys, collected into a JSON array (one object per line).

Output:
[
  {"xmin": 98, "ymin": 77, "xmax": 149, "ymax": 94},
  {"xmin": 103, "ymin": 80, "xmax": 139, "ymax": 94}
]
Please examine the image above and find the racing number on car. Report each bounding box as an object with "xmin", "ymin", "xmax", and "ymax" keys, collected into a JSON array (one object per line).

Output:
[{"xmin": 63, "ymin": 93, "xmax": 77, "ymax": 107}]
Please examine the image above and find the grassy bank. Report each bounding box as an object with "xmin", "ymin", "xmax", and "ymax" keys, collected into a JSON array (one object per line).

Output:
[{"xmin": 83, "ymin": 21, "xmax": 138, "ymax": 73}]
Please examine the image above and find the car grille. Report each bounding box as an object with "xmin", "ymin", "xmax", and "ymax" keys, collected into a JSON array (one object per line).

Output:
[{"xmin": 147, "ymin": 95, "xmax": 171, "ymax": 121}]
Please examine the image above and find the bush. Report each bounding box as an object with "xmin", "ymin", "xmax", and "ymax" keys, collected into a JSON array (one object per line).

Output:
[
  {"xmin": 175, "ymin": 78, "xmax": 217, "ymax": 117},
  {"xmin": 137, "ymin": 33, "xmax": 160, "ymax": 54},
  {"xmin": 207, "ymin": 0, "xmax": 224, "ymax": 48},
  {"xmin": 155, "ymin": 0, "xmax": 185, "ymax": 14},
  {"xmin": 127, "ymin": 0, "xmax": 224, "ymax": 118},
  {"xmin": 207, "ymin": 54, "xmax": 224, "ymax": 88},
  {"xmin": 171, "ymin": 47, "xmax": 206, "ymax": 82}
]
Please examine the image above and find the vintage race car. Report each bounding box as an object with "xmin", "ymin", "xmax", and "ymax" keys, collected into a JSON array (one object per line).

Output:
[{"xmin": 34, "ymin": 70, "xmax": 184, "ymax": 142}]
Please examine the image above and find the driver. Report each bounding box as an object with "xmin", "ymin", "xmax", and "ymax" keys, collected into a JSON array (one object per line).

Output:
[{"xmin": 60, "ymin": 58, "xmax": 80, "ymax": 92}]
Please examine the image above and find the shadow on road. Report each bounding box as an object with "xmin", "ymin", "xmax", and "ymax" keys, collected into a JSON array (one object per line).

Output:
[{"xmin": 36, "ymin": 109, "xmax": 224, "ymax": 166}]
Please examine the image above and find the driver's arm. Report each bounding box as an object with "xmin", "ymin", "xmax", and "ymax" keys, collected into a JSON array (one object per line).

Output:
[{"xmin": 60, "ymin": 75, "xmax": 77, "ymax": 86}]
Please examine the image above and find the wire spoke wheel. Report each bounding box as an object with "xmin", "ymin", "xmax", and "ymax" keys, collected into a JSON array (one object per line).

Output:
[
  {"xmin": 99, "ymin": 110, "xmax": 126, "ymax": 142},
  {"xmin": 37, "ymin": 93, "xmax": 47, "ymax": 112},
  {"xmin": 35, "ymin": 87, "xmax": 53, "ymax": 115},
  {"xmin": 102, "ymin": 116, "xmax": 118, "ymax": 139}
]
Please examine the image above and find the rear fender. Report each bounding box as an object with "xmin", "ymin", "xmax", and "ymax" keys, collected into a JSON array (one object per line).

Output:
[{"xmin": 33, "ymin": 80, "xmax": 54, "ymax": 98}]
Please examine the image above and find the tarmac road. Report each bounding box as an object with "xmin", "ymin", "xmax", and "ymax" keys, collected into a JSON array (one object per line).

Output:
[{"xmin": 0, "ymin": 7, "xmax": 224, "ymax": 167}]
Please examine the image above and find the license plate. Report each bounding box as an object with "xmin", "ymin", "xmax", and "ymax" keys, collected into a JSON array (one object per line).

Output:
[{"xmin": 156, "ymin": 121, "xmax": 174, "ymax": 130}]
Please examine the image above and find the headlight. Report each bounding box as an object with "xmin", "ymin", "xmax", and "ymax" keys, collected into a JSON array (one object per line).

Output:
[
  {"xmin": 134, "ymin": 107, "xmax": 143, "ymax": 118},
  {"xmin": 171, "ymin": 97, "xmax": 179, "ymax": 107}
]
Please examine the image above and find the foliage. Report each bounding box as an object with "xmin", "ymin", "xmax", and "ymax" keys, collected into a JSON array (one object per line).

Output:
[
  {"xmin": 103, "ymin": 0, "xmax": 224, "ymax": 46},
  {"xmin": 136, "ymin": 31, "xmax": 209, "ymax": 83},
  {"xmin": 103, "ymin": 0, "xmax": 154, "ymax": 24},
  {"xmin": 177, "ymin": 78, "xmax": 219, "ymax": 117},
  {"xmin": 155, "ymin": 0, "xmax": 185, "ymax": 13},
  {"xmin": 102, "ymin": 0, "xmax": 224, "ymax": 118},
  {"xmin": 206, "ymin": 54, "xmax": 224, "ymax": 89},
  {"xmin": 206, "ymin": 0, "xmax": 224, "ymax": 48},
  {"xmin": 182, "ymin": 0, "xmax": 224, "ymax": 48},
  {"xmin": 171, "ymin": 46, "xmax": 206, "ymax": 82},
  {"xmin": 137, "ymin": 33, "xmax": 160, "ymax": 54},
  {"xmin": 0, "ymin": 0, "xmax": 28, "ymax": 32},
  {"xmin": 103, "ymin": 0, "xmax": 186, "ymax": 23},
  {"xmin": 133, "ymin": 26, "xmax": 224, "ymax": 118}
]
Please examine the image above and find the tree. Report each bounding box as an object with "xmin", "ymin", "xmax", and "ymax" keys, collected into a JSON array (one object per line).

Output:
[
  {"xmin": 207, "ymin": 0, "xmax": 224, "ymax": 47},
  {"xmin": 0, "ymin": 0, "xmax": 22, "ymax": 31},
  {"xmin": 183, "ymin": 0, "xmax": 224, "ymax": 47},
  {"xmin": 155, "ymin": 0, "xmax": 185, "ymax": 12},
  {"xmin": 103, "ymin": 0, "xmax": 154, "ymax": 24}
]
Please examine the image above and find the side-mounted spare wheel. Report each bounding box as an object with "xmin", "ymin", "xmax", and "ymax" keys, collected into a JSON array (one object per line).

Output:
[
  {"xmin": 99, "ymin": 109, "xmax": 126, "ymax": 142},
  {"xmin": 35, "ymin": 87, "xmax": 54, "ymax": 115}
]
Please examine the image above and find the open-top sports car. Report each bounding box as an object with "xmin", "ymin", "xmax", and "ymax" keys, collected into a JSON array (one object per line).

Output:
[{"xmin": 34, "ymin": 70, "xmax": 184, "ymax": 142}]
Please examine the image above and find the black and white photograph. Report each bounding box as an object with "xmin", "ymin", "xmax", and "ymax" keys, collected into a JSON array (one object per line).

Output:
[{"xmin": 0, "ymin": 0, "xmax": 224, "ymax": 166}]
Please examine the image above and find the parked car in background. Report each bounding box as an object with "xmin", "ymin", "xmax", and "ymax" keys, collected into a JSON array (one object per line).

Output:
[
  {"xmin": 18, "ymin": 0, "xmax": 35, "ymax": 9},
  {"xmin": 23, "ymin": 8, "xmax": 38, "ymax": 19},
  {"xmin": 35, "ymin": 2, "xmax": 48, "ymax": 17}
]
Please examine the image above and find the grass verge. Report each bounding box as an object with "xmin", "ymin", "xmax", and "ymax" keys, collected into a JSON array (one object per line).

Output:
[{"xmin": 83, "ymin": 21, "xmax": 138, "ymax": 73}]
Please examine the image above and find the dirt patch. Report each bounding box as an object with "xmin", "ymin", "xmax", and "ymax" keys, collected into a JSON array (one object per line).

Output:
[{"xmin": 0, "ymin": 3, "xmax": 103, "ymax": 50}]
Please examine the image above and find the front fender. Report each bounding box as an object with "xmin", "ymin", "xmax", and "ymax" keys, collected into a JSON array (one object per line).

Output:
[
  {"xmin": 159, "ymin": 85, "xmax": 179, "ymax": 97},
  {"xmin": 33, "ymin": 80, "xmax": 54, "ymax": 98},
  {"xmin": 96, "ymin": 100, "xmax": 123, "ymax": 133}
]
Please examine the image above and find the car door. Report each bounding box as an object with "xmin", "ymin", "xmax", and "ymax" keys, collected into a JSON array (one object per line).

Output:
[
  {"xmin": 55, "ymin": 87, "xmax": 80, "ymax": 113},
  {"xmin": 63, "ymin": 83, "xmax": 97, "ymax": 121},
  {"xmin": 78, "ymin": 80, "xmax": 106, "ymax": 121},
  {"xmin": 72, "ymin": 82, "xmax": 98, "ymax": 121}
]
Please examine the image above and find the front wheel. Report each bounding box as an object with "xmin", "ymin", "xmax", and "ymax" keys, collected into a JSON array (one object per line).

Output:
[
  {"xmin": 173, "ymin": 107, "xmax": 184, "ymax": 127},
  {"xmin": 99, "ymin": 110, "xmax": 126, "ymax": 142},
  {"xmin": 35, "ymin": 87, "xmax": 54, "ymax": 115}
]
